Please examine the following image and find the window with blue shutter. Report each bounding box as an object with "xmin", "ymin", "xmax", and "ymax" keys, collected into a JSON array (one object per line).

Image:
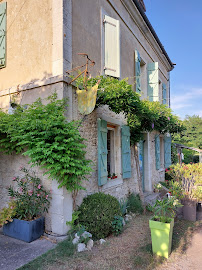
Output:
[
  {"xmin": 162, "ymin": 83, "xmax": 167, "ymax": 105},
  {"xmin": 135, "ymin": 50, "xmax": 141, "ymax": 94},
  {"xmin": 0, "ymin": 2, "xmax": 6, "ymax": 68},
  {"xmin": 121, "ymin": 126, "xmax": 131, "ymax": 178},
  {"xmin": 98, "ymin": 119, "xmax": 108, "ymax": 186},
  {"xmin": 104, "ymin": 15, "xmax": 120, "ymax": 78},
  {"xmin": 155, "ymin": 135, "xmax": 160, "ymax": 170},
  {"xmin": 147, "ymin": 62, "xmax": 159, "ymax": 101},
  {"xmin": 164, "ymin": 134, "xmax": 171, "ymax": 168}
]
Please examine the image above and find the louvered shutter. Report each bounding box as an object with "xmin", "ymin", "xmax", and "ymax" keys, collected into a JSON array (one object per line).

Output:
[
  {"xmin": 0, "ymin": 2, "xmax": 6, "ymax": 68},
  {"xmin": 98, "ymin": 119, "xmax": 108, "ymax": 186},
  {"xmin": 104, "ymin": 15, "xmax": 120, "ymax": 78},
  {"xmin": 162, "ymin": 83, "xmax": 167, "ymax": 105},
  {"xmin": 138, "ymin": 140, "xmax": 144, "ymax": 191},
  {"xmin": 121, "ymin": 126, "xmax": 131, "ymax": 178},
  {"xmin": 164, "ymin": 134, "xmax": 171, "ymax": 168},
  {"xmin": 135, "ymin": 50, "xmax": 141, "ymax": 94},
  {"xmin": 155, "ymin": 135, "xmax": 160, "ymax": 170},
  {"xmin": 147, "ymin": 62, "xmax": 159, "ymax": 101}
]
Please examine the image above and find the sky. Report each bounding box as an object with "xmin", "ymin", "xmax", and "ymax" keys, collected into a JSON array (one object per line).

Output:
[{"xmin": 144, "ymin": 0, "xmax": 202, "ymax": 119}]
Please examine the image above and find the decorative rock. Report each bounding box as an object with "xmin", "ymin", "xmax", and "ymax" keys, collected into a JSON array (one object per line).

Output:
[
  {"xmin": 77, "ymin": 243, "xmax": 86, "ymax": 252},
  {"xmin": 87, "ymin": 239, "xmax": 94, "ymax": 250},
  {"xmin": 122, "ymin": 218, "xmax": 126, "ymax": 226},
  {"xmin": 125, "ymin": 214, "xmax": 132, "ymax": 222},
  {"xmin": 72, "ymin": 237, "xmax": 80, "ymax": 245},
  {"xmin": 74, "ymin": 233, "xmax": 80, "ymax": 239},
  {"xmin": 99, "ymin": 239, "xmax": 106, "ymax": 244},
  {"xmin": 81, "ymin": 231, "xmax": 92, "ymax": 238}
]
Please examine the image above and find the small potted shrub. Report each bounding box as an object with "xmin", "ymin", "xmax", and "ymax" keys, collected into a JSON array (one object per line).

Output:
[
  {"xmin": 149, "ymin": 197, "xmax": 182, "ymax": 258},
  {"xmin": 1, "ymin": 167, "xmax": 51, "ymax": 242}
]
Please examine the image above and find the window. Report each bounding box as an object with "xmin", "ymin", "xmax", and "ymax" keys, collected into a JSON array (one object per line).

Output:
[
  {"xmin": 107, "ymin": 125, "xmax": 115, "ymax": 177},
  {"xmin": 97, "ymin": 119, "xmax": 131, "ymax": 186},
  {"xmin": 147, "ymin": 62, "xmax": 159, "ymax": 101},
  {"xmin": 164, "ymin": 134, "xmax": 171, "ymax": 168},
  {"xmin": 0, "ymin": 2, "xmax": 7, "ymax": 68},
  {"xmin": 135, "ymin": 50, "xmax": 146, "ymax": 97},
  {"xmin": 103, "ymin": 14, "xmax": 120, "ymax": 78}
]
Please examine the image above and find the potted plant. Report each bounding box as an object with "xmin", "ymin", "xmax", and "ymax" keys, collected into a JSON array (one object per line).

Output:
[
  {"xmin": 149, "ymin": 197, "xmax": 182, "ymax": 258},
  {"xmin": 1, "ymin": 167, "xmax": 51, "ymax": 242}
]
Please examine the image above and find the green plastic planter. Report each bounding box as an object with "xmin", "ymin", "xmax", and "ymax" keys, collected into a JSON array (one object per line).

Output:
[{"xmin": 149, "ymin": 218, "xmax": 174, "ymax": 258}]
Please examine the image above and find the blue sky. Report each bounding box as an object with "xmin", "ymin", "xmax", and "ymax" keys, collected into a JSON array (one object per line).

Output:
[{"xmin": 144, "ymin": 0, "xmax": 202, "ymax": 119}]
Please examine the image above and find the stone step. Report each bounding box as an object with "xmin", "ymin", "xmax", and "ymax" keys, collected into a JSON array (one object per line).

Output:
[{"xmin": 143, "ymin": 192, "xmax": 161, "ymax": 206}]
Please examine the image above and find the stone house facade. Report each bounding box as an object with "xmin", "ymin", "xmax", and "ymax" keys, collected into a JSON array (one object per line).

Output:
[{"xmin": 0, "ymin": 0, "xmax": 173, "ymax": 235}]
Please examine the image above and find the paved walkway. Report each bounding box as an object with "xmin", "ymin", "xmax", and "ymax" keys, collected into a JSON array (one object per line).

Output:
[
  {"xmin": 0, "ymin": 227, "xmax": 56, "ymax": 270},
  {"xmin": 159, "ymin": 226, "xmax": 202, "ymax": 270}
]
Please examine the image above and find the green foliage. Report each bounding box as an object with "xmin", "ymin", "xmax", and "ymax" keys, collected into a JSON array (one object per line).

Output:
[
  {"xmin": 169, "ymin": 180, "xmax": 185, "ymax": 200},
  {"xmin": 112, "ymin": 215, "xmax": 124, "ymax": 236},
  {"xmin": 127, "ymin": 193, "xmax": 143, "ymax": 214},
  {"xmin": 66, "ymin": 211, "xmax": 81, "ymax": 230},
  {"xmin": 8, "ymin": 167, "xmax": 51, "ymax": 220},
  {"xmin": 75, "ymin": 75, "xmax": 185, "ymax": 143},
  {"xmin": 77, "ymin": 192, "xmax": 121, "ymax": 239},
  {"xmin": 119, "ymin": 198, "xmax": 128, "ymax": 216},
  {"xmin": 152, "ymin": 197, "xmax": 182, "ymax": 223},
  {"xmin": 167, "ymin": 163, "xmax": 202, "ymax": 201},
  {"xmin": 0, "ymin": 201, "xmax": 17, "ymax": 226},
  {"xmin": 0, "ymin": 94, "xmax": 92, "ymax": 192},
  {"xmin": 173, "ymin": 115, "xmax": 202, "ymax": 163}
]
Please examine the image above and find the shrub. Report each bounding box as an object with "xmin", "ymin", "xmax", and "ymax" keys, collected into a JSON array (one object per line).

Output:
[
  {"xmin": 127, "ymin": 193, "xmax": 143, "ymax": 214},
  {"xmin": 77, "ymin": 193, "xmax": 121, "ymax": 239},
  {"xmin": 112, "ymin": 216, "xmax": 124, "ymax": 236},
  {"xmin": 119, "ymin": 198, "xmax": 128, "ymax": 216}
]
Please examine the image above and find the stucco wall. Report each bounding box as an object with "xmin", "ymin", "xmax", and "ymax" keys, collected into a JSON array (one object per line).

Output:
[
  {"xmin": 72, "ymin": 0, "xmax": 170, "ymax": 90},
  {"xmin": 0, "ymin": 0, "xmax": 53, "ymax": 91}
]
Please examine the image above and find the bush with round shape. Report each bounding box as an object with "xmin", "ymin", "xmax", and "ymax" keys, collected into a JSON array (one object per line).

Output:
[{"xmin": 77, "ymin": 192, "xmax": 121, "ymax": 239}]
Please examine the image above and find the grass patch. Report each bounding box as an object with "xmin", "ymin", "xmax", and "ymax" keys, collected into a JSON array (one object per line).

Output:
[{"xmin": 18, "ymin": 237, "xmax": 76, "ymax": 270}]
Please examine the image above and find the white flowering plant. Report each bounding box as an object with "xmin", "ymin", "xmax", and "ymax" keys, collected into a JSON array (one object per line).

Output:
[{"xmin": 8, "ymin": 167, "xmax": 51, "ymax": 221}]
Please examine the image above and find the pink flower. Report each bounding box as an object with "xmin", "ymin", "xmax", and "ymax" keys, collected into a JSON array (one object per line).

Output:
[
  {"xmin": 19, "ymin": 187, "xmax": 23, "ymax": 192},
  {"xmin": 46, "ymin": 195, "xmax": 49, "ymax": 200},
  {"xmin": 12, "ymin": 177, "xmax": 17, "ymax": 181},
  {"xmin": 37, "ymin": 194, "xmax": 40, "ymax": 197},
  {"xmin": 152, "ymin": 123, "xmax": 154, "ymax": 129},
  {"xmin": 10, "ymin": 206, "xmax": 14, "ymax": 209},
  {"xmin": 37, "ymin": 184, "xmax": 41, "ymax": 189},
  {"xmin": 28, "ymin": 190, "xmax": 33, "ymax": 196},
  {"xmin": 167, "ymin": 117, "xmax": 170, "ymax": 120}
]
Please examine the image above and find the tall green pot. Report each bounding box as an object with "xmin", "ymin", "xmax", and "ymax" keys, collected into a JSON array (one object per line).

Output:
[{"xmin": 149, "ymin": 218, "xmax": 174, "ymax": 258}]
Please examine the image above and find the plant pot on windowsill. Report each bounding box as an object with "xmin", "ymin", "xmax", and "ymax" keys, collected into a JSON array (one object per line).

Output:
[
  {"xmin": 3, "ymin": 216, "xmax": 45, "ymax": 243},
  {"xmin": 149, "ymin": 217, "xmax": 174, "ymax": 259}
]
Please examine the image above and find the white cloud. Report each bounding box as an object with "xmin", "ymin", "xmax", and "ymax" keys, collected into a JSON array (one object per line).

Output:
[{"xmin": 171, "ymin": 86, "xmax": 202, "ymax": 111}]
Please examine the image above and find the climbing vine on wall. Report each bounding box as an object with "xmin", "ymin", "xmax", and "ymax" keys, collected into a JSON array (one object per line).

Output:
[
  {"xmin": 0, "ymin": 94, "xmax": 92, "ymax": 193},
  {"xmin": 75, "ymin": 75, "xmax": 185, "ymax": 144}
]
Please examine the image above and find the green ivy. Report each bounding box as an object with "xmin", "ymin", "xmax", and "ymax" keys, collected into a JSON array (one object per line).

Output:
[
  {"xmin": 0, "ymin": 94, "xmax": 92, "ymax": 192},
  {"xmin": 75, "ymin": 76, "xmax": 185, "ymax": 143}
]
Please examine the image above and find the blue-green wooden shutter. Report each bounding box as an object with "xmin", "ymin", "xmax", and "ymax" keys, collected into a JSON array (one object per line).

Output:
[
  {"xmin": 155, "ymin": 135, "xmax": 160, "ymax": 170},
  {"xmin": 104, "ymin": 15, "xmax": 120, "ymax": 78},
  {"xmin": 138, "ymin": 140, "xmax": 144, "ymax": 191},
  {"xmin": 164, "ymin": 134, "xmax": 171, "ymax": 168},
  {"xmin": 121, "ymin": 126, "xmax": 131, "ymax": 178},
  {"xmin": 135, "ymin": 50, "xmax": 141, "ymax": 94},
  {"xmin": 147, "ymin": 62, "xmax": 159, "ymax": 101},
  {"xmin": 0, "ymin": 2, "xmax": 6, "ymax": 68},
  {"xmin": 162, "ymin": 83, "xmax": 167, "ymax": 105},
  {"xmin": 98, "ymin": 119, "xmax": 108, "ymax": 186}
]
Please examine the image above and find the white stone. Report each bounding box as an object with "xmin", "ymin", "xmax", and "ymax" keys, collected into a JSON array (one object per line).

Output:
[
  {"xmin": 74, "ymin": 233, "xmax": 79, "ymax": 239},
  {"xmin": 72, "ymin": 237, "xmax": 79, "ymax": 245},
  {"xmin": 81, "ymin": 231, "xmax": 92, "ymax": 238},
  {"xmin": 87, "ymin": 239, "xmax": 94, "ymax": 250},
  {"xmin": 122, "ymin": 218, "xmax": 126, "ymax": 226},
  {"xmin": 77, "ymin": 243, "xmax": 86, "ymax": 252},
  {"xmin": 99, "ymin": 239, "xmax": 106, "ymax": 244}
]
